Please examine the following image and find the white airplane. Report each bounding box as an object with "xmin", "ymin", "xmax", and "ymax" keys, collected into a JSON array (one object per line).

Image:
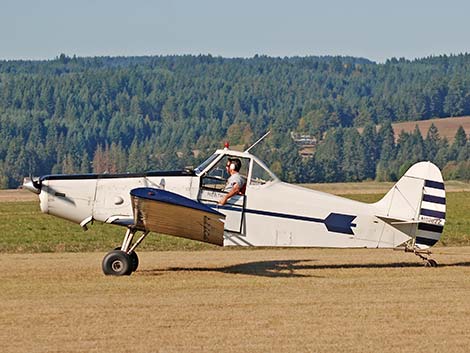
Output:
[{"xmin": 23, "ymin": 134, "xmax": 446, "ymax": 275}]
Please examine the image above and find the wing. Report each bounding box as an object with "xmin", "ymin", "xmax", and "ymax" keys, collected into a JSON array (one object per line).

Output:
[{"xmin": 130, "ymin": 187, "xmax": 226, "ymax": 246}]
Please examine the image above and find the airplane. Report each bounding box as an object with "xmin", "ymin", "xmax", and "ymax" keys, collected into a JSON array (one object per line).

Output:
[{"xmin": 23, "ymin": 133, "xmax": 446, "ymax": 276}]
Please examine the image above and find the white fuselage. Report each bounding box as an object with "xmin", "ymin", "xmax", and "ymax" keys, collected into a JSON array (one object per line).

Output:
[
  {"xmin": 34, "ymin": 148, "xmax": 445, "ymax": 250},
  {"xmin": 37, "ymin": 172, "xmax": 409, "ymax": 249}
]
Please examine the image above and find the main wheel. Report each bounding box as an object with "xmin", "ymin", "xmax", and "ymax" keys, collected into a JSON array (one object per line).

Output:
[
  {"xmin": 102, "ymin": 250, "xmax": 132, "ymax": 276},
  {"xmin": 129, "ymin": 251, "xmax": 139, "ymax": 272},
  {"xmin": 114, "ymin": 247, "xmax": 139, "ymax": 272}
]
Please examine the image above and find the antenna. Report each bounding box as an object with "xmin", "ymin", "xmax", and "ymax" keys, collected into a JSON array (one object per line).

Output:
[{"xmin": 244, "ymin": 131, "xmax": 271, "ymax": 153}]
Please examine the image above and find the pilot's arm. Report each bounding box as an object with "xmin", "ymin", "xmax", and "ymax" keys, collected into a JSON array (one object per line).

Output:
[{"xmin": 218, "ymin": 182, "xmax": 240, "ymax": 206}]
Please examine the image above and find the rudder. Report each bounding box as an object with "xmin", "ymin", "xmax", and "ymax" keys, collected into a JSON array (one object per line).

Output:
[{"xmin": 374, "ymin": 161, "xmax": 445, "ymax": 248}]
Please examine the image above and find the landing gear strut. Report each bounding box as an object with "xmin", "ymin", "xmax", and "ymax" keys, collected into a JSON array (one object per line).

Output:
[
  {"xmin": 102, "ymin": 227, "xmax": 149, "ymax": 276},
  {"xmin": 404, "ymin": 240, "xmax": 438, "ymax": 267}
]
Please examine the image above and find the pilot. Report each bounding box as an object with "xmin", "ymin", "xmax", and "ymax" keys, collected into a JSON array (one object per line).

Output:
[{"xmin": 218, "ymin": 158, "xmax": 246, "ymax": 206}]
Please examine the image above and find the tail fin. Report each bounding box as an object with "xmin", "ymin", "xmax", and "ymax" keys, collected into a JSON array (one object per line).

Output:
[{"xmin": 374, "ymin": 161, "xmax": 445, "ymax": 248}]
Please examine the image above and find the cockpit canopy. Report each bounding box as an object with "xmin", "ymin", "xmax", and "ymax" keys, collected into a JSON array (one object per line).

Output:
[{"xmin": 195, "ymin": 149, "xmax": 278, "ymax": 190}]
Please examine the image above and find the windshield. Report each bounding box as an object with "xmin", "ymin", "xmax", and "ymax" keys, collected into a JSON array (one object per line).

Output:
[
  {"xmin": 250, "ymin": 160, "xmax": 275, "ymax": 185},
  {"xmin": 194, "ymin": 153, "xmax": 220, "ymax": 175}
]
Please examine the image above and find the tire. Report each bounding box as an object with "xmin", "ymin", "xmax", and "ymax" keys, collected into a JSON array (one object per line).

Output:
[
  {"xmin": 102, "ymin": 250, "xmax": 132, "ymax": 276},
  {"xmin": 129, "ymin": 251, "xmax": 139, "ymax": 272},
  {"xmin": 114, "ymin": 247, "xmax": 139, "ymax": 272}
]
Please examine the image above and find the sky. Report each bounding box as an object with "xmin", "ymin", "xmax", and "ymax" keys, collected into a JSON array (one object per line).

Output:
[{"xmin": 1, "ymin": 0, "xmax": 469, "ymax": 63}]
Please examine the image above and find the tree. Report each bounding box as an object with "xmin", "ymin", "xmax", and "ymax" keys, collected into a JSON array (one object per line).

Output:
[
  {"xmin": 341, "ymin": 129, "xmax": 366, "ymax": 181},
  {"xmin": 444, "ymin": 77, "xmax": 466, "ymax": 117},
  {"xmin": 92, "ymin": 145, "xmax": 107, "ymax": 173},
  {"xmin": 450, "ymin": 126, "xmax": 467, "ymax": 160},
  {"xmin": 434, "ymin": 138, "xmax": 450, "ymax": 169},
  {"xmin": 3, "ymin": 54, "xmax": 470, "ymax": 187},
  {"xmin": 377, "ymin": 122, "xmax": 396, "ymax": 162},
  {"xmin": 425, "ymin": 123, "xmax": 440, "ymax": 160},
  {"xmin": 411, "ymin": 125, "xmax": 425, "ymax": 161},
  {"xmin": 455, "ymin": 161, "xmax": 470, "ymax": 181},
  {"xmin": 361, "ymin": 123, "xmax": 378, "ymax": 179},
  {"xmin": 315, "ymin": 128, "xmax": 344, "ymax": 182}
]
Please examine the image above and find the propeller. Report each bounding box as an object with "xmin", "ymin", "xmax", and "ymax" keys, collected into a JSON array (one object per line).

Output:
[{"xmin": 22, "ymin": 175, "xmax": 42, "ymax": 194}]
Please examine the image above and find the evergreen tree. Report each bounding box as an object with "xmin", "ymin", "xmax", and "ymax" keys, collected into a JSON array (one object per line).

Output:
[
  {"xmin": 411, "ymin": 125, "xmax": 426, "ymax": 161},
  {"xmin": 341, "ymin": 128, "xmax": 366, "ymax": 181},
  {"xmin": 425, "ymin": 123, "xmax": 441, "ymax": 160},
  {"xmin": 315, "ymin": 128, "xmax": 344, "ymax": 182},
  {"xmin": 377, "ymin": 122, "xmax": 396, "ymax": 162},
  {"xmin": 2, "ymin": 54, "xmax": 470, "ymax": 187},
  {"xmin": 450, "ymin": 126, "xmax": 467, "ymax": 160},
  {"xmin": 361, "ymin": 123, "xmax": 378, "ymax": 179},
  {"xmin": 434, "ymin": 138, "xmax": 450, "ymax": 169}
]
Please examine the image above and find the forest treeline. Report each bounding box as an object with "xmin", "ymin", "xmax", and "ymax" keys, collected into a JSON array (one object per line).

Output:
[{"xmin": 0, "ymin": 53, "xmax": 470, "ymax": 188}]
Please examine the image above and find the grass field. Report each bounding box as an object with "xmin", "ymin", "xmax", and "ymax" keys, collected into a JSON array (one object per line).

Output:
[
  {"xmin": 1, "ymin": 187, "xmax": 470, "ymax": 352},
  {"xmin": 1, "ymin": 248, "xmax": 470, "ymax": 353}
]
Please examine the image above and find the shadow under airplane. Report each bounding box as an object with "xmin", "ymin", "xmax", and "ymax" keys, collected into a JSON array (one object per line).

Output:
[{"xmin": 138, "ymin": 259, "xmax": 470, "ymax": 278}]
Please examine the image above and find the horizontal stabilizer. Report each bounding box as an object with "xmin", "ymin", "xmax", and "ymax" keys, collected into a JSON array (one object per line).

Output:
[{"xmin": 131, "ymin": 188, "xmax": 226, "ymax": 246}]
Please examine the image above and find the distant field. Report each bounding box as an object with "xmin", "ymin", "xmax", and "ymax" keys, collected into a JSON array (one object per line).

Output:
[
  {"xmin": 391, "ymin": 115, "xmax": 470, "ymax": 142},
  {"xmin": 0, "ymin": 189, "xmax": 37, "ymax": 202},
  {"xmin": 304, "ymin": 180, "xmax": 470, "ymax": 194},
  {"xmin": 356, "ymin": 116, "xmax": 470, "ymax": 142}
]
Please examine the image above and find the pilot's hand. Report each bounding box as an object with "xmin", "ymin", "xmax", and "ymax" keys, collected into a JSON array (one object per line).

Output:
[{"xmin": 218, "ymin": 197, "xmax": 227, "ymax": 206}]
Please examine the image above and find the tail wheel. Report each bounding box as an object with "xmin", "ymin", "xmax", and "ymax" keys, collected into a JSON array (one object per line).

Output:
[
  {"xmin": 424, "ymin": 259, "xmax": 438, "ymax": 267},
  {"xmin": 102, "ymin": 250, "xmax": 132, "ymax": 276}
]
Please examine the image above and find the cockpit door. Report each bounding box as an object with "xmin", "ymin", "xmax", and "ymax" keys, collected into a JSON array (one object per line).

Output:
[
  {"xmin": 198, "ymin": 190, "xmax": 245, "ymax": 233},
  {"xmin": 197, "ymin": 155, "xmax": 249, "ymax": 234}
]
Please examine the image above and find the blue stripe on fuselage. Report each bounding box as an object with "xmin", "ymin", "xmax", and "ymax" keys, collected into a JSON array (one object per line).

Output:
[{"xmin": 214, "ymin": 205, "xmax": 356, "ymax": 235}]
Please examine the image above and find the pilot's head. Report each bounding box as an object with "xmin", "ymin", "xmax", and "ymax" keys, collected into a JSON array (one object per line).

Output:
[{"xmin": 226, "ymin": 158, "xmax": 241, "ymax": 173}]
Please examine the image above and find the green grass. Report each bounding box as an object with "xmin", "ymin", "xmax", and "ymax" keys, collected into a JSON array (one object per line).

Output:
[
  {"xmin": 0, "ymin": 201, "xmax": 215, "ymax": 253},
  {"xmin": 0, "ymin": 192, "xmax": 469, "ymax": 253}
]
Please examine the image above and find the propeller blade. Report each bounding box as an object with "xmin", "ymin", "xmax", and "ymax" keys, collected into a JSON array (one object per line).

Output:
[{"xmin": 22, "ymin": 176, "xmax": 42, "ymax": 194}]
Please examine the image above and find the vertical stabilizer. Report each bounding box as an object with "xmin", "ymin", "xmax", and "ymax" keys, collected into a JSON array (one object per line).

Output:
[{"xmin": 374, "ymin": 162, "xmax": 445, "ymax": 248}]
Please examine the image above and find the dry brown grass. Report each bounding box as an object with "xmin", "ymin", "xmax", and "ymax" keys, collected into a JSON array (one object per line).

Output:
[
  {"xmin": 2, "ymin": 248, "xmax": 470, "ymax": 353},
  {"xmin": 0, "ymin": 189, "xmax": 37, "ymax": 202},
  {"xmin": 391, "ymin": 116, "xmax": 470, "ymax": 142},
  {"xmin": 356, "ymin": 116, "xmax": 470, "ymax": 142}
]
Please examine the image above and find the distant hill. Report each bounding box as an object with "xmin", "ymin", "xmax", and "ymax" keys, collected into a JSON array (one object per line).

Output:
[
  {"xmin": 391, "ymin": 116, "xmax": 470, "ymax": 142},
  {"xmin": 1, "ymin": 54, "xmax": 470, "ymax": 187}
]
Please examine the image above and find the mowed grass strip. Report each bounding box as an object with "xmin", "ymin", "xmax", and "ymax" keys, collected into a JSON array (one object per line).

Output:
[
  {"xmin": 1, "ymin": 248, "xmax": 470, "ymax": 353},
  {"xmin": 0, "ymin": 191, "xmax": 469, "ymax": 253}
]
